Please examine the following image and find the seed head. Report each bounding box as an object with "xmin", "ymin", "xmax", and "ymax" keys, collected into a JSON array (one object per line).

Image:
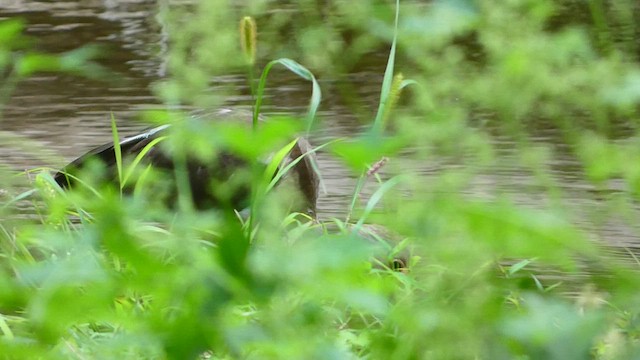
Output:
[{"xmin": 240, "ymin": 16, "xmax": 257, "ymax": 65}]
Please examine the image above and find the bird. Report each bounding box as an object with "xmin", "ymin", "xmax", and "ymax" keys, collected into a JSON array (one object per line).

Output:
[{"xmin": 54, "ymin": 108, "xmax": 320, "ymax": 216}]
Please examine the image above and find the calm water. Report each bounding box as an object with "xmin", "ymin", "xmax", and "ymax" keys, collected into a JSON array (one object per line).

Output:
[
  {"xmin": 0, "ymin": 0, "xmax": 375, "ymax": 219},
  {"xmin": 1, "ymin": 1, "xmax": 639, "ymax": 260}
]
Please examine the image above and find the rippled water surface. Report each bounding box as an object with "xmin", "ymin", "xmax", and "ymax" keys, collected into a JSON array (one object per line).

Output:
[
  {"xmin": 1, "ymin": 1, "xmax": 640, "ymax": 260},
  {"xmin": 0, "ymin": 0, "xmax": 387, "ymax": 219}
]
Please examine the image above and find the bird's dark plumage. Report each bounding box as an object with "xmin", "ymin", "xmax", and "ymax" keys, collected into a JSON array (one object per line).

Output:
[{"xmin": 54, "ymin": 109, "xmax": 319, "ymax": 215}]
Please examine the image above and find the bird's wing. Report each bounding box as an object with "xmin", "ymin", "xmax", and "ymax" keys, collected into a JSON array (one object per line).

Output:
[{"xmin": 54, "ymin": 124, "xmax": 170, "ymax": 187}]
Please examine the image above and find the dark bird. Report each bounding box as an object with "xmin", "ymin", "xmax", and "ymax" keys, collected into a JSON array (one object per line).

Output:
[{"xmin": 54, "ymin": 109, "xmax": 319, "ymax": 216}]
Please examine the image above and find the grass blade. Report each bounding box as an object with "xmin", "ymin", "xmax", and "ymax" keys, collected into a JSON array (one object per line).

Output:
[
  {"xmin": 110, "ymin": 113, "xmax": 123, "ymax": 192},
  {"xmin": 354, "ymin": 175, "xmax": 404, "ymax": 229},
  {"xmin": 264, "ymin": 138, "xmax": 299, "ymax": 186},
  {"xmin": 267, "ymin": 138, "xmax": 340, "ymax": 192},
  {"xmin": 373, "ymin": 0, "xmax": 400, "ymax": 133},
  {"xmin": 254, "ymin": 58, "xmax": 322, "ymax": 134},
  {"xmin": 0, "ymin": 189, "xmax": 36, "ymax": 210},
  {"xmin": 122, "ymin": 136, "xmax": 167, "ymax": 188}
]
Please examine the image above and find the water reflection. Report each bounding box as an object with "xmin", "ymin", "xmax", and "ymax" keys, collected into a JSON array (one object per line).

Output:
[
  {"xmin": 1, "ymin": 1, "xmax": 639, "ymax": 251},
  {"xmin": 0, "ymin": 1, "xmax": 369, "ymax": 219},
  {"xmin": 1, "ymin": 0, "xmax": 160, "ymax": 164}
]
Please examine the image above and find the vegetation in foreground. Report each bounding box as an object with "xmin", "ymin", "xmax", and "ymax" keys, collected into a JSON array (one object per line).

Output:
[{"xmin": 2, "ymin": 0, "xmax": 640, "ymax": 358}]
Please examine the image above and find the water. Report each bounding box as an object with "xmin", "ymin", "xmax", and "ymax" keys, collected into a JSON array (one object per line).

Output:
[
  {"xmin": 0, "ymin": 0, "xmax": 379, "ymax": 220},
  {"xmin": 1, "ymin": 1, "xmax": 639, "ymax": 261}
]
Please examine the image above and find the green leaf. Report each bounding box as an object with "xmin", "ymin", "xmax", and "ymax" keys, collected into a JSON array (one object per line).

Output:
[
  {"xmin": 372, "ymin": 0, "xmax": 400, "ymax": 133},
  {"xmin": 111, "ymin": 114, "xmax": 123, "ymax": 192},
  {"xmin": 254, "ymin": 58, "xmax": 322, "ymax": 133},
  {"xmin": 217, "ymin": 214, "xmax": 252, "ymax": 285},
  {"xmin": 354, "ymin": 175, "xmax": 404, "ymax": 228},
  {"xmin": 0, "ymin": 18, "xmax": 28, "ymax": 48},
  {"xmin": 508, "ymin": 258, "xmax": 536, "ymax": 276},
  {"xmin": 217, "ymin": 117, "xmax": 301, "ymax": 160},
  {"xmin": 331, "ymin": 132, "xmax": 404, "ymax": 173},
  {"xmin": 15, "ymin": 53, "xmax": 60, "ymax": 77},
  {"xmin": 267, "ymin": 138, "xmax": 338, "ymax": 192},
  {"xmin": 122, "ymin": 136, "xmax": 168, "ymax": 188},
  {"xmin": 263, "ymin": 138, "xmax": 299, "ymax": 186}
]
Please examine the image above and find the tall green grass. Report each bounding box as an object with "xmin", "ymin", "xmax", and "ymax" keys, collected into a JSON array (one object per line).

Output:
[{"xmin": 2, "ymin": 1, "xmax": 640, "ymax": 359}]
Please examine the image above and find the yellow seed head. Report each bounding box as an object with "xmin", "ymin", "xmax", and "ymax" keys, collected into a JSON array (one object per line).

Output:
[
  {"xmin": 240, "ymin": 16, "xmax": 257, "ymax": 65},
  {"xmin": 382, "ymin": 72, "xmax": 404, "ymax": 128}
]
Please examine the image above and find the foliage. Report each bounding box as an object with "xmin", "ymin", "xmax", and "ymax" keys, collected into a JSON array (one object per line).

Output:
[{"xmin": 2, "ymin": 0, "xmax": 640, "ymax": 359}]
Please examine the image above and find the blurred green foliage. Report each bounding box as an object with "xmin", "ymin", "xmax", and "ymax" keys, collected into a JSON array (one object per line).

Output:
[{"xmin": 3, "ymin": 0, "xmax": 640, "ymax": 359}]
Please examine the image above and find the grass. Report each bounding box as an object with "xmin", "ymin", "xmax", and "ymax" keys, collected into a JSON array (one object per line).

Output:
[{"xmin": 2, "ymin": 0, "xmax": 640, "ymax": 359}]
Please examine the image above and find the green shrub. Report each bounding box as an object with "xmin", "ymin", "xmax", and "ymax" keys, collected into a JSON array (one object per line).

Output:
[{"xmin": 2, "ymin": 1, "xmax": 640, "ymax": 359}]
